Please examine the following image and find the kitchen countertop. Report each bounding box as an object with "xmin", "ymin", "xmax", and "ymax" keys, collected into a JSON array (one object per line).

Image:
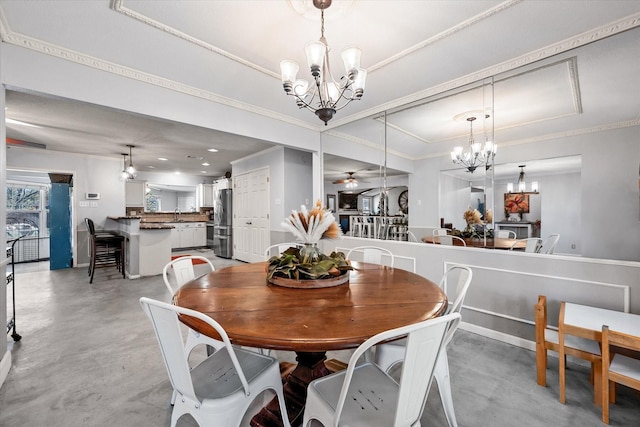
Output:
[{"xmin": 140, "ymin": 223, "xmax": 173, "ymax": 230}]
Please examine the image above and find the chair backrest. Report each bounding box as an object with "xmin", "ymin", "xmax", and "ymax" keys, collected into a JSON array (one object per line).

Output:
[
  {"xmin": 84, "ymin": 218, "xmax": 96, "ymax": 236},
  {"xmin": 433, "ymin": 228, "xmax": 449, "ymax": 237},
  {"xmin": 540, "ymin": 234, "xmax": 560, "ymax": 254},
  {"xmin": 162, "ymin": 256, "xmax": 215, "ymax": 294},
  {"xmin": 440, "ymin": 265, "xmax": 473, "ymax": 316},
  {"xmin": 496, "ymin": 230, "xmax": 517, "ymax": 239},
  {"xmin": 510, "ymin": 237, "xmax": 542, "ymax": 253},
  {"xmin": 263, "ymin": 242, "xmax": 301, "ymax": 260},
  {"xmin": 407, "ymin": 230, "xmax": 419, "ymax": 242},
  {"xmin": 437, "ymin": 235, "xmax": 466, "ymax": 246},
  {"xmin": 139, "ymin": 297, "xmax": 250, "ymax": 403},
  {"xmin": 334, "ymin": 313, "xmax": 461, "ymax": 426},
  {"xmin": 346, "ymin": 245, "xmax": 395, "ymax": 267}
]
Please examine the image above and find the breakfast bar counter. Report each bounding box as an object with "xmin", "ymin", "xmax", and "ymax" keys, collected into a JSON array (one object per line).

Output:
[{"xmin": 107, "ymin": 216, "xmax": 172, "ymax": 278}]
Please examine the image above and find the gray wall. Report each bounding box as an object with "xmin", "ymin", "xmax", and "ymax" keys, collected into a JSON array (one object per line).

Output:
[{"xmin": 411, "ymin": 126, "xmax": 640, "ymax": 261}]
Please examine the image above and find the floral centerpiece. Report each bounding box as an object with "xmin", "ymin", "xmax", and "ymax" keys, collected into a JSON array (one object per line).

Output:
[
  {"xmin": 267, "ymin": 201, "xmax": 352, "ymax": 286},
  {"xmin": 453, "ymin": 207, "xmax": 494, "ymax": 239}
]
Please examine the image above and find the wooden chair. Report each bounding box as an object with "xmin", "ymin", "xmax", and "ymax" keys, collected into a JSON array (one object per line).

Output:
[
  {"xmin": 557, "ymin": 300, "xmax": 603, "ymax": 404},
  {"xmin": 535, "ymin": 295, "xmax": 601, "ymax": 395},
  {"xmin": 601, "ymin": 325, "xmax": 640, "ymax": 424}
]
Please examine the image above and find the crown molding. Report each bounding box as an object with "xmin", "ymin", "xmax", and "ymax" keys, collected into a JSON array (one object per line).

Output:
[
  {"xmin": 416, "ymin": 117, "xmax": 640, "ymax": 162},
  {"xmin": 0, "ymin": 4, "xmax": 318, "ymax": 133},
  {"xmin": 325, "ymin": 12, "xmax": 640, "ymax": 131},
  {"xmin": 110, "ymin": 0, "xmax": 280, "ymax": 80},
  {"xmin": 368, "ymin": 0, "xmax": 522, "ymax": 73}
]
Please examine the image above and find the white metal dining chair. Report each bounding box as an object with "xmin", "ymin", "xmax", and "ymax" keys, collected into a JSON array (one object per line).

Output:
[
  {"xmin": 510, "ymin": 237, "xmax": 542, "ymax": 253},
  {"xmin": 496, "ymin": 229, "xmax": 517, "ymax": 239},
  {"xmin": 407, "ymin": 230, "xmax": 419, "ymax": 242},
  {"xmin": 302, "ymin": 312, "xmax": 461, "ymax": 427},
  {"xmin": 540, "ymin": 234, "xmax": 560, "ymax": 254},
  {"xmin": 436, "ymin": 235, "xmax": 466, "ymax": 246},
  {"xmin": 346, "ymin": 245, "xmax": 395, "ymax": 267},
  {"xmin": 162, "ymin": 255, "xmax": 215, "ymax": 294},
  {"xmin": 162, "ymin": 255, "xmax": 226, "ymax": 404},
  {"xmin": 139, "ymin": 297, "xmax": 291, "ymax": 427},
  {"xmin": 433, "ymin": 228, "xmax": 449, "ymax": 237},
  {"xmin": 374, "ymin": 265, "xmax": 473, "ymax": 427},
  {"xmin": 263, "ymin": 242, "xmax": 302, "ymax": 260}
]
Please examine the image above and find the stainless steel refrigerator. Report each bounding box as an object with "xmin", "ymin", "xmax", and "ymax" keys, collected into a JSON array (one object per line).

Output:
[{"xmin": 213, "ymin": 188, "xmax": 233, "ymax": 258}]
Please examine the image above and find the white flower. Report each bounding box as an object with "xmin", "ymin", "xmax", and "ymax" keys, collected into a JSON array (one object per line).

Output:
[{"xmin": 281, "ymin": 200, "xmax": 342, "ymax": 244}]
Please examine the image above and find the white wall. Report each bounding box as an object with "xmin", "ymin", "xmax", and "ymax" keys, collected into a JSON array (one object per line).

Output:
[
  {"xmin": 328, "ymin": 236, "xmax": 640, "ymax": 350},
  {"xmin": 232, "ymin": 146, "xmax": 313, "ymax": 243},
  {"xmin": 6, "ymin": 147, "xmax": 125, "ymax": 266}
]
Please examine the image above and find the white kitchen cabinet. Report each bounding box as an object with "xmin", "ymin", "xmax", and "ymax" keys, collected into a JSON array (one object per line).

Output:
[
  {"xmin": 202, "ymin": 184, "xmax": 215, "ymax": 207},
  {"xmin": 192, "ymin": 222, "xmax": 206, "ymax": 246},
  {"xmin": 125, "ymin": 180, "xmax": 146, "ymax": 207},
  {"xmin": 169, "ymin": 222, "xmax": 206, "ymax": 248}
]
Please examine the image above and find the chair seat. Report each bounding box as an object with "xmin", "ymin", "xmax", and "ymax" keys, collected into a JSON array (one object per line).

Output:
[
  {"xmin": 610, "ymin": 354, "xmax": 640, "ymax": 381},
  {"xmin": 545, "ymin": 329, "xmax": 601, "ymax": 354},
  {"xmin": 192, "ymin": 346, "xmax": 275, "ymax": 399},
  {"xmin": 308, "ymin": 362, "xmax": 401, "ymax": 427}
]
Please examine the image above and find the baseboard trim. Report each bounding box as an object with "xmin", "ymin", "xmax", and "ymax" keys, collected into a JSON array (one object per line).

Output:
[
  {"xmin": 460, "ymin": 321, "xmax": 536, "ymax": 352},
  {"xmin": 0, "ymin": 350, "xmax": 12, "ymax": 390}
]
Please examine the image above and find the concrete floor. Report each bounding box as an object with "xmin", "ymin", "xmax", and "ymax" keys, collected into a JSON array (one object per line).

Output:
[{"xmin": 2, "ymin": 251, "xmax": 639, "ymax": 426}]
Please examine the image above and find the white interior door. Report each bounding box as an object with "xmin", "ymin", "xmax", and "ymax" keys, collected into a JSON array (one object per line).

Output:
[{"xmin": 233, "ymin": 167, "xmax": 269, "ymax": 263}]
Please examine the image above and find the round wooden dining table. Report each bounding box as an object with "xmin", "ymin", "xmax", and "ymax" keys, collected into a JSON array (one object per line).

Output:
[
  {"xmin": 173, "ymin": 260, "xmax": 447, "ymax": 427},
  {"xmin": 422, "ymin": 235, "xmax": 526, "ymax": 250}
]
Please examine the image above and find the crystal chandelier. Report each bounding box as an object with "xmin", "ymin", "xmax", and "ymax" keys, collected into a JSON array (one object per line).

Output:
[
  {"xmin": 280, "ymin": 0, "xmax": 367, "ymax": 125},
  {"xmin": 451, "ymin": 115, "xmax": 496, "ymax": 173}
]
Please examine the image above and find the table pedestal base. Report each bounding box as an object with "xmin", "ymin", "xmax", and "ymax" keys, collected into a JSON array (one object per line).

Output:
[{"xmin": 250, "ymin": 351, "xmax": 331, "ymax": 427}]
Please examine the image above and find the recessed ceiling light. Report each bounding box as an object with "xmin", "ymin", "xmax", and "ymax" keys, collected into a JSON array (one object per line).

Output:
[
  {"xmin": 158, "ymin": 157, "xmax": 168, "ymax": 161},
  {"xmin": 174, "ymin": 171, "xmax": 181, "ymax": 175},
  {"xmin": 147, "ymin": 165, "xmax": 155, "ymax": 169},
  {"xmin": 207, "ymin": 148, "xmax": 218, "ymax": 152},
  {"xmin": 201, "ymin": 162, "xmax": 210, "ymax": 166},
  {"xmin": 200, "ymin": 170, "xmax": 207, "ymax": 174}
]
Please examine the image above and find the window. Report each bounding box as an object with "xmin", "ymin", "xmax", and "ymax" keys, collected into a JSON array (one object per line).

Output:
[{"xmin": 6, "ymin": 183, "xmax": 49, "ymax": 239}]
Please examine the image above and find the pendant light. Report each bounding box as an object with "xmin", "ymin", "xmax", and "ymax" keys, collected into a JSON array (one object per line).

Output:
[
  {"xmin": 120, "ymin": 153, "xmax": 131, "ymax": 181},
  {"xmin": 507, "ymin": 165, "xmax": 538, "ymax": 194},
  {"xmin": 125, "ymin": 144, "xmax": 137, "ymax": 179}
]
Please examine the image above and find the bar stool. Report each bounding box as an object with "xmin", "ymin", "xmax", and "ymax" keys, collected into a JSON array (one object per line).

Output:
[{"xmin": 85, "ymin": 218, "xmax": 125, "ymax": 283}]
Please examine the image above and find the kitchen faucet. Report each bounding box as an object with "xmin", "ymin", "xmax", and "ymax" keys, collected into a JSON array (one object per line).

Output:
[{"xmin": 174, "ymin": 208, "xmax": 180, "ymax": 221}]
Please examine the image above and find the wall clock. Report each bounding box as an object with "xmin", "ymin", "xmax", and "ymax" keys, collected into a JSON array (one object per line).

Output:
[{"xmin": 398, "ymin": 190, "xmax": 408, "ymax": 214}]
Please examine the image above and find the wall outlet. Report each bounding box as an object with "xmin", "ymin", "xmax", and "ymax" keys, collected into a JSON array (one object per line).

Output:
[
  {"xmin": 79, "ymin": 201, "xmax": 89, "ymax": 207},
  {"xmin": 90, "ymin": 201, "xmax": 98, "ymax": 208},
  {"xmin": 571, "ymin": 243, "xmax": 576, "ymax": 249}
]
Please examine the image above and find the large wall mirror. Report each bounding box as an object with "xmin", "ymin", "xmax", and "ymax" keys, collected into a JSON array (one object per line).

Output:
[{"xmin": 322, "ymin": 25, "xmax": 639, "ymax": 261}]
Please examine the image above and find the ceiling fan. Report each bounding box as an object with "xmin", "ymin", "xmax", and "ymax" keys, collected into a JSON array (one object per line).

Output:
[{"xmin": 332, "ymin": 172, "xmax": 360, "ymax": 185}]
